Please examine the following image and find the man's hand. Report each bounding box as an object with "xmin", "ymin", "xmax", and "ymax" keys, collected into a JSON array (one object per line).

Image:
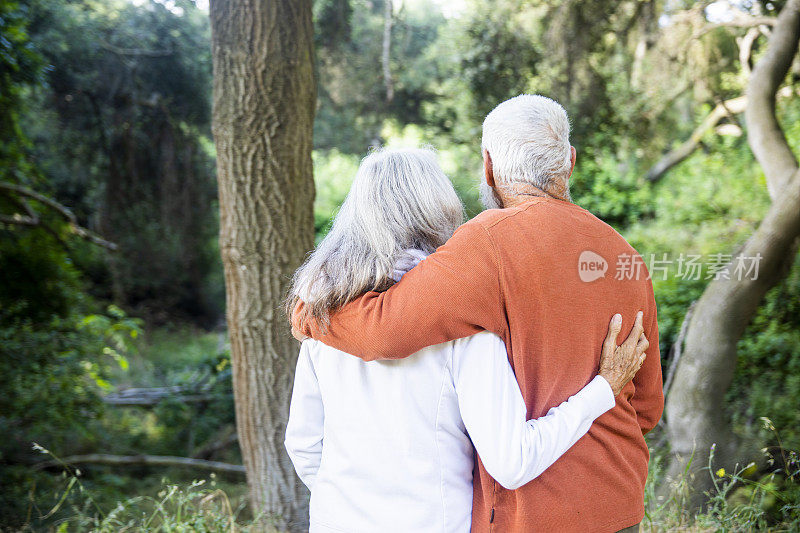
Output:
[{"xmin": 599, "ymin": 311, "xmax": 649, "ymax": 396}]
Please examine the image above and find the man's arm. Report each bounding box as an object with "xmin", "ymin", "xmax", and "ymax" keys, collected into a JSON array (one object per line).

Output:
[
  {"xmin": 284, "ymin": 341, "xmax": 324, "ymax": 489},
  {"xmin": 630, "ymin": 287, "xmax": 664, "ymax": 434},
  {"xmin": 292, "ymin": 221, "xmax": 505, "ymax": 361}
]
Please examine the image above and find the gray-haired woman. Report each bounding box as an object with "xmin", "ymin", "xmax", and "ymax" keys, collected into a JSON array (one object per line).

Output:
[{"xmin": 285, "ymin": 148, "xmax": 647, "ymax": 533}]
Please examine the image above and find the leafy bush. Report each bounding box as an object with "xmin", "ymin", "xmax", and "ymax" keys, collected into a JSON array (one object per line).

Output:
[{"xmin": 0, "ymin": 226, "xmax": 142, "ymax": 527}]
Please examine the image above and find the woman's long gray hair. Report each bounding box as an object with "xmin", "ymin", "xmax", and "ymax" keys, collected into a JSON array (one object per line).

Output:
[{"xmin": 288, "ymin": 147, "xmax": 464, "ymax": 327}]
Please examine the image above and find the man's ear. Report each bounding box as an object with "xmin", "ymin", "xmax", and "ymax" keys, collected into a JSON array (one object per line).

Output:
[
  {"xmin": 568, "ymin": 145, "xmax": 577, "ymax": 179},
  {"xmin": 483, "ymin": 149, "xmax": 496, "ymax": 188}
]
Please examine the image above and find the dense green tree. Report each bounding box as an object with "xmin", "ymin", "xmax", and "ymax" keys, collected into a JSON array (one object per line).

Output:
[{"xmin": 22, "ymin": 0, "xmax": 220, "ymax": 324}]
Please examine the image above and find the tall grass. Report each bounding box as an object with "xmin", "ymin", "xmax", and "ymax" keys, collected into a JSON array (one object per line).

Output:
[
  {"xmin": 22, "ymin": 445, "xmax": 262, "ymax": 532},
  {"xmin": 644, "ymin": 422, "xmax": 800, "ymax": 531},
  {"xmin": 25, "ymin": 428, "xmax": 799, "ymax": 532}
]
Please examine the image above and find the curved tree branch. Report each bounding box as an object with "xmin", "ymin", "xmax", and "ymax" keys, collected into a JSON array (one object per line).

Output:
[
  {"xmin": 0, "ymin": 182, "xmax": 118, "ymax": 250},
  {"xmin": 646, "ymin": 87, "xmax": 796, "ymax": 183},
  {"xmin": 646, "ymin": 95, "xmax": 746, "ymax": 182},
  {"xmin": 689, "ymin": 15, "xmax": 776, "ymax": 42},
  {"xmin": 745, "ymin": 0, "xmax": 800, "ymax": 199},
  {"xmin": 738, "ymin": 26, "xmax": 762, "ymax": 78}
]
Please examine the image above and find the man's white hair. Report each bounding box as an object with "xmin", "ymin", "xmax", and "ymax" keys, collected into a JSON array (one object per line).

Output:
[
  {"xmin": 481, "ymin": 94, "xmax": 572, "ymax": 191},
  {"xmin": 289, "ymin": 147, "xmax": 464, "ymax": 325}
]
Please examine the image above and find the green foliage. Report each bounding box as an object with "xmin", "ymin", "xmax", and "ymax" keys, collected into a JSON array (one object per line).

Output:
[
  {"xmin": 0, "ymin": 227, "xmax": 142, "ymax": 525},
  {"xmin": 729, "ymin": 259, "xmax": 800, "ymax": 450},
  {"xmin": 0, "ymin": 0, "xmax": 44, "ymax": 184},
  {"xmin": 570, "ymin": 146, "xmax": 655, "ymax": 227},
  {"xmin": 645, "ymin": 437, "xmax": 800, "ymax": 531},
  {"xmin": 312, "ymin": 149, "xmax": 359, "ymax": 238},
  {"xmin": 21, "ymin": 0, "xmax": 221, "ymax": 322},
  {"xmin": 3, "ymin": 1, "xmax": 800, "ymax": 530}
]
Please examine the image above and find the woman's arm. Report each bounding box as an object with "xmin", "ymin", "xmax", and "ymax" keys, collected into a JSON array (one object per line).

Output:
[
  {"xmin": 284, "ymin": 341, "xmax": 325, "ymax": 490},
  {"xmin": 451, "ymin": 316, "xmax": 646, "ymax": 490}
]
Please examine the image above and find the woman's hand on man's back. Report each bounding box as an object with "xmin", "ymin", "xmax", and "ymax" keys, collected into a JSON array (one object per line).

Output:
[{"xmin": 598, "ymin": 312, "xmax": 649, "ymax": 396}]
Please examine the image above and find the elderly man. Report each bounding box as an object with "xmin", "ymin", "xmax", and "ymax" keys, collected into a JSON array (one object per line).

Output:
[{"xmin": 293, "ymin": 94, "xmax": 663, "ymax": 533}]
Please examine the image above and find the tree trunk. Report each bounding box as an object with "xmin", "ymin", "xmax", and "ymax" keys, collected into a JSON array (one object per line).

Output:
[
  {"xmin": 663, "ymin": 0, "xmax": 800, "ymax": 507},
  {"xmin": 209, "ymin": 1, "xmax": 316, "ymax": 530}
]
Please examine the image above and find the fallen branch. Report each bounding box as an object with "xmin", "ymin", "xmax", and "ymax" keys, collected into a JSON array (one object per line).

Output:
[
  {"xmin": 36, "ymin": 454, "xmax": 246, "ymax": 476},
  {"xmin": 103, "ymin": 384, "xmax": 227, "ymax": 406}
]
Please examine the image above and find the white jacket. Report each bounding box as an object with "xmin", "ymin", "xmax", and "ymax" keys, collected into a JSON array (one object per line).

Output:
[{"xmin": 285, "ymin": 332, "xmax": 615, "ymax": 533}]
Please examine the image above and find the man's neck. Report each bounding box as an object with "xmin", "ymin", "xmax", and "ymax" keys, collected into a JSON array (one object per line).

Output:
[{"xmin": 496, "ymin": 182, "xmax": 570, "ymax": 209}]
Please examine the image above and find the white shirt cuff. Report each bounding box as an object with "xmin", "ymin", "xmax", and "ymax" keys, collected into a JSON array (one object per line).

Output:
[{"xmin": 580, "ymin": 375, "xmax": 617, "ymax": 418}]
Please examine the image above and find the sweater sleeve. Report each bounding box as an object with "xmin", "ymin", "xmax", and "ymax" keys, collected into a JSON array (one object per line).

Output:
[
  {"xmin": 451, "ymin": 333, "xmax": 616, "ymax": 490},
  {"xmin": 292, "ymin": 221, "xmax": 505, "ymax": 361}
]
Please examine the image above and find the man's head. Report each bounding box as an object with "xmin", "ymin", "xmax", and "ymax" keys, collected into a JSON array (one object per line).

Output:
[{"xmin": 480, "ymin": 94, "xmax": 576, "ymax": 208}]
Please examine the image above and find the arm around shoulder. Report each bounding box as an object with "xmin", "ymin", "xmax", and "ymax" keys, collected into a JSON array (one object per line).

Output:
[{"xmin": 291, "ymin": 221, "xmax": 505, "ymax": 361}]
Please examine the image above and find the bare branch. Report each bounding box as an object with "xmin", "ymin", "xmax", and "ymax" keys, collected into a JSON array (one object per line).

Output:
[
  {"xmin": 646, "ymin": 87, "xmax": 795, "ymax": 182},
  {"xmin": 739, "ymin": 26, "xmax": 763, "ymax": 78},
  {"xmin": 745, "ymin": 0, "xmax": 800, "ymax": 199},
  {"xmin": 0, "ymin": 182, "xmax": 118, "ymax": 250},
  {"xmin": 647, "ymin": 95, "xmax": 746, "ymax": 182},
  {"xmin": 690, "ymin": 15, "xmax": 776, "ymax": 41},
  {"xmin": 103, "ymin": 383, "xmax": 231, "ymax": 406},
  {"xmin": 36, "ymin": 454, "xmax": 246, "ymax": 476},
  {"xmin": 0, "ymin": 194, "xmax": 38, "ymax": 226}
]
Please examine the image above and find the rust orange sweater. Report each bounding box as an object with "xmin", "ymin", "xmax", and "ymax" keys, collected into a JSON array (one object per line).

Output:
[{"xmin": 293, "ymin": 197, "xmax": 664, "ymax": 533}]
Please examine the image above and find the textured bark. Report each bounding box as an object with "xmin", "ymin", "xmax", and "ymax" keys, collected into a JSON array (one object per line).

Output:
[
  {"xmin": 209, "ymin": 1, "xmax": 316, "ymax": 530},
  {"xmin": 663, "ymin": 0, "xmax": 800, "ymax": 507}
]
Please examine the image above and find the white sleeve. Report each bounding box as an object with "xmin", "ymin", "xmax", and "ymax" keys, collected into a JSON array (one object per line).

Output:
[
  {"xmin": 451, "ymin": 333, "xmax": 615, "ymax": 490},
  {"xmin": 284, "ymin": 341, "xmax": 324, "ymax": 490}
]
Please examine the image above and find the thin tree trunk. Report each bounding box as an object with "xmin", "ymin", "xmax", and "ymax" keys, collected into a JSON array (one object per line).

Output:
[
  {"xmin": 662, "ymin": 0, "xmax": 800, "ymax": 506},
  {"xmin": 209, "ymin": 1, "xmax": 316, "ymax": 530}
]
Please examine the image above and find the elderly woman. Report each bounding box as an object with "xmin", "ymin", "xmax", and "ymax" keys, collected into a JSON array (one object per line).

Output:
[{"xmin": 285, "ymin": 148, "xmax": 647, "ymax": 533}]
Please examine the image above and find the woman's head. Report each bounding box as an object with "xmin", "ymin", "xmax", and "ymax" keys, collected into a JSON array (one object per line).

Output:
[{"xmin": 289, "ymin": 147, "xmax": 463, "ymax": 325}]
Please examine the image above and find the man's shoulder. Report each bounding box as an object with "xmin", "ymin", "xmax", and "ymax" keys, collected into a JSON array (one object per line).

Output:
[
  {"xmin": 465, "ymin": 204, "xmax": 531, "ymax": 231},
  {"xmin": 466, "ymin": 200, "xmax": 619, "ymax": 239}
]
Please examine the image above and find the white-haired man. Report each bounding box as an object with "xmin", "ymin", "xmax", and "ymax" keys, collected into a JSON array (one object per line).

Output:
[{"xmin": 293, "ymin": 94, "xmax": 663, "ymax": 533}]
